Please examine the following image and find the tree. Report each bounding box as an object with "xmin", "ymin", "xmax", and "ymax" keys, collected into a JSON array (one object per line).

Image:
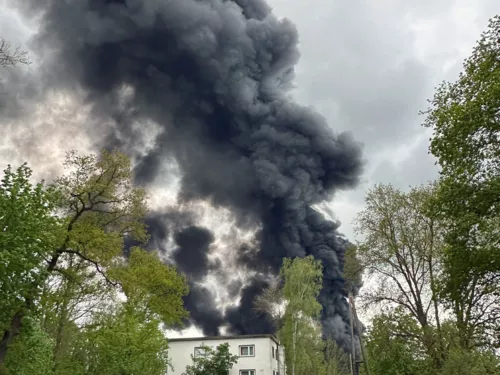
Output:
[
  {"xmin": 0, "ymin": 164, "xmax": 62, "ymax": 363},
  {"xmin": 75, "ymin": 304, "xmax": 172, "ymax": 375},
  {"xmin": 39, "ymin": 255, "xmax": 117, "ymax": 373},
  {"xmin": 183, "ymin": 343, "xmax": 239, "ymax": 375},
  {"xmin": 1, "ymin": 150, "xmax": 191, "ymax": 371},
  {"xmin": 280, "ymin": 256, "xmax": 324, "ymax": 375},
  {"xmin": 343, "ymin": 244, "xmax": 363, "ymax": 297},
  {"xmin": 440, "ymin": 346, "xmax": 500, "ymax": 375},
  {"xmin": 354, "ymin": 183, "xmax": 446, "ymax": 365},
  {"xmin": 363, "ymin": 310, "xmax": 435, "ymax": 375},
  {"xmin": 254, "ymin": 259, "xmax": 351, "ymax": 375},
  {"xmin": 1, "ymin": 318, "xmax": 54, "ymax": 375},
  {"xmin": 0, "ymin": 38, "xmax": 30, "ymax": 69},
  {"xmin": 0, "ymin": 150, "xmax": 149, "ymax": 364},
  {"xmin": 323, "ymin": 339, "xmax": 350, "ymax": 375},
  {"xmin": 253, "ymin": 279, "xmax": 285, "ymax": 331},
  {"xmin": 423, "ymin": 15, "xmax": 500, "ymax": 350},
  {"xmin": 110, "ymin": 247, "xmax": 189, "ymax": 325}
]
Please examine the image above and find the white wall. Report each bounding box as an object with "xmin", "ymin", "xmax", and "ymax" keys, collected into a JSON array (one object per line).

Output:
[{"xmin": 167, "ymin": 336, "xmax": 283, "ymax": 375}]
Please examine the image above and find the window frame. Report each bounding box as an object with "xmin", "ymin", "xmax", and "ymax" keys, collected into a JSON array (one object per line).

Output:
[
  {"xmin": 238, "ymin": 344, "xmax": 255, "ymax": 357},
  {"xmin": 239, "ymin": 370, "xmax": 256, "ymax": 375},
  {"xmin": 193, "ymin": 346, "xmax": 208, "ymax": 358}
]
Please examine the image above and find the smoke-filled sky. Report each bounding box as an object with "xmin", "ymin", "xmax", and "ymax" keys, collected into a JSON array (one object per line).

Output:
[{"xmin": 1, "ymin": 0, "xmax": 499, "ymax": 342}]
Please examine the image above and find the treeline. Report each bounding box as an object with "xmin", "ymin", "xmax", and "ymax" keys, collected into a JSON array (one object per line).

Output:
[
  {"xmin": 0, "ymin": 151, "xmax": 190, "ymax": 375},
  {"xmin": 252, "ymin": 15, "xmax": 500, "ymax": 375},
  {"xmin": 353, "ymin": 15, "xmax": 500, "ymax": 375}
]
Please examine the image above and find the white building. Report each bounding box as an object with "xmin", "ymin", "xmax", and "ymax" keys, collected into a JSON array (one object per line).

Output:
[{"xmin": 167, "ymin": 334, "xmax": 285, "ymax": 375}]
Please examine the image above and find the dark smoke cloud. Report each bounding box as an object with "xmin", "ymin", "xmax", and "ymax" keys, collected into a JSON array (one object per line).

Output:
[
  {"xmin": 144, "ymin": 217, "xmax": 225, "ymax": 334},
  {"xmin": 13, "ymin": 0, "xmax": 364, "ymax": 348},
  {"xmin": 183, "ymin": 283, "xmax": 225, "ymax": 336},
  {"xmin": 226, "ymin": 276, "xmax": 274, "ymax": 335},
  {"xmin": 173, "ymin": 226, "xmax": 214, "ymax": 280}
]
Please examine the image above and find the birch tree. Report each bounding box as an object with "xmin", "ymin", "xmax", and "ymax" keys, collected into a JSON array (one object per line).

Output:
[{"xmin": 280, "ymin": 256, "xmax": 324, "ymax": 375}]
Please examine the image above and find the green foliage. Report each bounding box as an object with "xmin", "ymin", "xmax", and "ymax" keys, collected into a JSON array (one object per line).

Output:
[
  {"xmin": 364, "ymin": 310, "xmax": 435, "ymax": 375},
  {"xmin": 364, "ymin": 311, "xmax": 500, "ymax": 375},
  {"xmin": 254, "ymin": 256, "xmax": 349, "ymax": 375},
  {"xmin": 354, "ymin": 183, "xmax": 445, "ymax": 362},
  {"xmin": 423, "ymin": 16, "xmax": 500, "ymax": 349},
  {"xmin": 53, "ymin": 149, "xmax": 149, "ymax": 269},
  {"xmin": 323, "ymin": 339, "xmax": 350, "ymax": 375},
  {"xmin": 440, "ymin": 347, "xmax": 500, "ymax": 375},
  {"xmin": 74, "ymin": 304, "xmax": 171, "ymax": 375},
  {"xmin": 1, "ymin": 150, "xmax": 191, "ymax": 371},
  {"xmin": 343, "ymin": 244, "xmax": 363, "ymax": 295},
  {"xmin": 110, "ymin": 247, "xmax": 189, "ymax": 324},
  {"xmin": 183, "ymin": 343, "xmax": 239, "ymax": 375},
  {"xmin": 0, "ymin": 163, "xmax": 62, "ymax": 329},
  {"xmin": 280, "ymin": 256, "xmax": 324, "ymax": 375},
  {"xmin": 1, "ymin": 318, "xmax": 54, "ymax": 375},
  {"xmin": 281, "ymin": 256, "xmax": 323, "ymax": 320}
]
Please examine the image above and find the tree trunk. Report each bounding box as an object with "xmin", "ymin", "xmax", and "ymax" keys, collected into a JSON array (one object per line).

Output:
[
  {"xmin": 428, "ymin": 257, "xmax": 445, "ymax": 366},
  {"xmin": 0, "ymin": 311, "xmax": 23, "ymax": 365},
  {"xmin": 0, "ymin": 251, "xmax": 63, "ymax": 366},
  {"xmin": 52, "ymin": 294, "xmax": 70, "ymax": 370},
  {"xmin": 292, "ymin": 317, "xmax": 297, "ymax": 375}
]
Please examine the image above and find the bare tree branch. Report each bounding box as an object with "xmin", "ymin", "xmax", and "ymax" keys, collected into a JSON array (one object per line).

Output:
[{"xmin": 0, "ymin": 38, "xmax": 30, "ymax": 69}]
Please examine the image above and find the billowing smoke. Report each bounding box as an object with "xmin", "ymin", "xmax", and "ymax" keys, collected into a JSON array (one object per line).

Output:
[{"xmin": 10, "ymin": 0, "xmax": 364, "ymax": 348}]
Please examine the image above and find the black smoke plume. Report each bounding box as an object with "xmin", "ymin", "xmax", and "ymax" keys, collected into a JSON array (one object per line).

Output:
[
  {"xmin": 171, "ymin": 225, "xmax": 225, "ymax": 335},
  {"xmin": 15, "ymin": 0, "xmax": 364, "ymax": 348}
]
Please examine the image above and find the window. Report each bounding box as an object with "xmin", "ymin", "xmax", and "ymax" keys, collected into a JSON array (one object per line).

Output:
[
  {"xmin": 194, "ymin": 347, "xmax": 208, "ymax": 357},
  {"xmin": 239, "ymin": 371, "xmax": 255, "ymax": 375},
  {"xmin": 272, "ymin": 346, "xmax": 275, "ymax": 358},
  {"xmin": 239, "ymin": 345, "xmax": 255, "ymax": 357}
]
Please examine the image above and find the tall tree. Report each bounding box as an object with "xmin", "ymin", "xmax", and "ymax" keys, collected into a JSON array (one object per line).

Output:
[
  {"xmin": 423, "ymin": 15, "xmax": 500, "ymax": 349},
  {"xmin": 40, "ymin": 255, "xmax": 117, "ymax": 373},
  {"xmin": 323, "ymin": 339, "xmax": 350, "ymax": 375},
  {"xmin": 1, "ymin": 150, "xmax": 191, "ymax": 371},
  {"xmin": 280, "ymin": 256, "xmax": 324, "ymax": 375},
  {"xmin": 0, "ymin": 150, "xmax": 149, "ymax": 364},
  {"xmin": 0, "ymin": 164, "xmax": 62, "ymax": 363},
  {"xmin": 343, "ymin": 244, "xmax": 363, "ymax": 297},
  {"xmin": 354, "ymin": 183, "xmax": 446, "ymax": 365},
  {"xmin": 110, "ymin": 247, "xmax": 189, "ymax": 325},
  {"xmin": 363, "ymin": 310, "xmax": 435, "ymax": 375},
  {"xmin": 69, "ymin": 303, "xmax": 172, "ymax": 375},
  {"xmin": 1, "ymin": 318, "xmax": 54, "ymax": 375}
]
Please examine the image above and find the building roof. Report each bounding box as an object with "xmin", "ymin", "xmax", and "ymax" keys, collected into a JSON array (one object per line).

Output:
[{"xmin": 168, "ymin": 334, "xmax": 280, "ymax": 345}]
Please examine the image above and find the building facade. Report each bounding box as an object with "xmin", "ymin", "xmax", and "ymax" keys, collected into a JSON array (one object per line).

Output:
[{"xmin": 167, "ymin": 334, "xmax": 285, "ymax": 375}]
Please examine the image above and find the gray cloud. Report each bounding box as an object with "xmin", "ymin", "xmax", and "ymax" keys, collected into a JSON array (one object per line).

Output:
[{"xmin": 265, "ymin": 0, "xmax": 499, "ymax": 241}]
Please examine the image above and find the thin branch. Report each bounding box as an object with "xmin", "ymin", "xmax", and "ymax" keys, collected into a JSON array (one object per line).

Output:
[
  {"xmin": 0, "ymin": 38, "xmax": 31, "ymax": 69},
  {"xmin": 62, "ymin": 249, "xmax": 118, "ymax": 287}
]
